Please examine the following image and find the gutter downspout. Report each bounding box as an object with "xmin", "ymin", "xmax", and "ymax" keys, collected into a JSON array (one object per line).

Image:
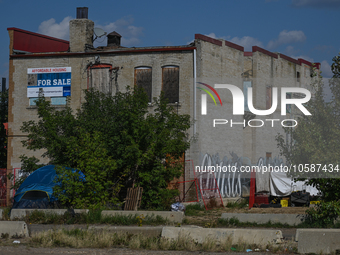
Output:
[{"xmin": 193, "ymin": 49, "xmax": 197, "ymax": 135}]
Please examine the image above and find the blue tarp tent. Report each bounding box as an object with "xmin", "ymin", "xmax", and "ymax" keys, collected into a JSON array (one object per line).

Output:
[{"xmin": 12, "ymin": 165, "xmax": 84, "ymax": 209}]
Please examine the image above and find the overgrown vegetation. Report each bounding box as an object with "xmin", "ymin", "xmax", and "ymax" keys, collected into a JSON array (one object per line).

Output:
[
  {"xmin": 276, "ymin": 53, "xmax": 340, "ymax": 226},
  {"xmin": 184, "ymin": 203, "xmax": 205, "ymax": 216},
  {"xmin": 304, "ymin": 201, "xmax": 340, "ymax": 228},
  {"xmin": 22, "ymin": 210, "xmax": 168, "ymax": 225},
  {"xmin": 29, "ymin": 228, "xmax": 293, "ymax": 253},
  {"xmin": 225, "ymin": 199, "xmax": 248, "ymax": 209},
  {"xmin": 17, "ymin": 87, "xmax": 191, "ymax": 209},
  {"xmin": 217, "ymin": 217, "xmax": 294, "ymax": 228}
]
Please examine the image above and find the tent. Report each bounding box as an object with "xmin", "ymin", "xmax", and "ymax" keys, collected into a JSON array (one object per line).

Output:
[{"xmin": 12, "ymin": 165, "xmax": 84, "ymax": 209}]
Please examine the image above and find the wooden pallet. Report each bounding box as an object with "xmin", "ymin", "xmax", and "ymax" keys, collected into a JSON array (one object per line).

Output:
[{"xmin": 124, "ymin": 187, "xmax": 143, "ymax": 211}]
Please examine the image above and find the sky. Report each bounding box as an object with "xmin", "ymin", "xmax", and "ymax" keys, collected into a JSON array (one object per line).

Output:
[{"xmin": 0, "ymin": 0, "xmax": 339, "ymax": 89}]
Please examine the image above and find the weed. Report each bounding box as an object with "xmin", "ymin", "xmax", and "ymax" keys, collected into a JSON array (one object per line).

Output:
[
  {"xmin": 207, "ymin": 198, "xmax": 218, "ymax": 209},
  {"xmin": 136, "ymin": 214, "xmax": 145, "ymax": 226},
  {"xmin": 185, "ymin": 203, "xmax": 204, "ymax": 216},
  {"xmin": 21, "ymin": 209, "xmax": 168, "ymax": 226},
  {"xmin": 202, "ymin": 237, "xmax": 217, "ymax": 251},
  {"xmin": 225, "ymin": 198, "xmax": 248, "ymax": 209},
  {"xmin": 29, "ymin": 228, "xmax": 295, "ymax": 252},
  {"xmin": 1, "ymin": 207, "xmax": 11, "ymax": 220},
  {"xmin": 1, "ymin": 233, "xmax": 9, "ymax": 239},
  {"xmin": 182, "ymin": 218, "xmax": 189, "ymax": 224},
  {"xmin": 217, "ymin": 217, "xmax": 293, "ymax": 228}
]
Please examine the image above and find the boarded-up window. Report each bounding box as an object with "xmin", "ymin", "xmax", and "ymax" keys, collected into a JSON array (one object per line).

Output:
[
  {"xmin": 162, "ymin": 66, "xmax": 179, "ymax": 103},
  {"xmin": 266, "ymin": 86, "xmax": 272, "ymax": 110},
  {"xmin": 135, "ymin": 67, "xmax": 152, "ymax": 102},
  {"xmin": 90, "ymin": 66, "xmax": 111, "ymax": 94}
]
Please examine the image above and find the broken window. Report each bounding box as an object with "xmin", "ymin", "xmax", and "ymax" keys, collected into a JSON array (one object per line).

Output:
[
  {"xmin": 162, "ymin": 66, "xmax": 179, "ymax": 103},
  {"xmin": 135, "ymin": 67, "xmax": 152, "ymax": 102}
]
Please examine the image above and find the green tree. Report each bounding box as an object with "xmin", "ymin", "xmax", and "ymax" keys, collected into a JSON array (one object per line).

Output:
[
  {"xmin": 0, "ymin": 89, "xmax": 8, "ymax": 168},
  {"xmin": 276, "ymin": 54, "xmax": 340, "ymax": 226},
  {"xmin": 53, "ymin": 131, "xmax": 120, "ymax": 209},
  {"xmin": 20, "ymin": 87, "xmax": 191, "ymax": 209}
]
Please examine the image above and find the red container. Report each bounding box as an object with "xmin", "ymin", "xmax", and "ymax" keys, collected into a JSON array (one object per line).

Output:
[{"xmin": 255, "ymin": 194, "xmax": 269, "ymax": 204}]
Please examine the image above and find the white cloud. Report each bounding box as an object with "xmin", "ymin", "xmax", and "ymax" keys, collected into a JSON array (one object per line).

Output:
[
  {"xmin": 38, "ymin": 16, "xmax": 72, "ymax": 40},
  {"xmin": 320, "ymin": 60, "xmax": 333, "ymax": 78},
  {"xmin": 186, "ymin": 33, "xmax": 230, "ymax": 45},
  {"xmin": 284, "ymin": 45, "xmax": 297, "ymax": 56},
  {"xmin": 99, "ymin": 16, "xmax": 143, "ymax": 47},
  {"xmin": 201, "ymin": 31, "xmax": 305, "ymax": 53},
  {"xmin": 189, "ymin": 33, "xmax": 262, "ymax": 51},
  {"xmin": 230, "ymin": 36, "xmax": 263, "ymax": 51},
  {"xmin": 291, "ymin": 54, "xmax": 314, "ymax": 63},
  {"xmin": 267, "ymin": 30, "xmax": 306, "ymax": 49},
  {"xmin": 204, "ymin": 33, "xmax": 230, "ymax": 41},
  {"xmin": 292, "ymin": 0, "xmax": 340, "ymax": 9},
  {"xmin": 37, "ymin": 15, "xmax": 144, "ymax": 47}
]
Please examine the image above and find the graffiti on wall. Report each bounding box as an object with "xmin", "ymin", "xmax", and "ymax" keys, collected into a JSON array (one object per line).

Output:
[{"xmin": 198, "ymin": 152, "xmax": 285, "ymax": 198}]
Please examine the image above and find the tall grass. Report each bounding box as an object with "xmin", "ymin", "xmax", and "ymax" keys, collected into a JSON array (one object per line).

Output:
[
  {"xmin": 225, "ymin": 199, "xmax": 248, "ymax": 209},
  {"xmin": 25, "ymin": 210, "xmax": 168, "ymax": 225},
  {"xmin": 184, "ymin": 203, "xmax": 205, "ymax": 216},
  {"xmin": 29, "ymin": 228, "xmax": 295, "ymax": 252}
]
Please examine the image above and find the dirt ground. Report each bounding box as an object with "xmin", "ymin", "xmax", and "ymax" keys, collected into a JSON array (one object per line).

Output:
[
  {"xmin": 225, "ymin": 206, "xmax": 308, "ymax": 214},
  {"xmin": 184, "ymin": 206, "xmax": 309, "ymax": 227},
  {"xmin": 0, "ymin": 246, "xmax": 289, "ymax": 255}
]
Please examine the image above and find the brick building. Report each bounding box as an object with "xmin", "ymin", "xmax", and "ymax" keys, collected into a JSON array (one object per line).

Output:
[{"xmin": 6, "ymin": 11, "xmax": 319, "ymax": 203}]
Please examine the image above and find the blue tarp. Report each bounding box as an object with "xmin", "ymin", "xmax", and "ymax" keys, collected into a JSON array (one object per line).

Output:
[{"xmin": 14, "ymin": 165, "xmax": 85, "ymax": 205}]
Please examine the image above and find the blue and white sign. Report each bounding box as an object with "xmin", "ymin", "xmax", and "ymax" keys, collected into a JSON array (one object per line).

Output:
[{"xmin": 27, "ymin": 67, "xmax": 71, "ymax": 98}]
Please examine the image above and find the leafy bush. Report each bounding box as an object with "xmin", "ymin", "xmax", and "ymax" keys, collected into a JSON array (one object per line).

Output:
[{"xmin": 305, "ymin": 200, "xmax": 340, "ymax": 228}]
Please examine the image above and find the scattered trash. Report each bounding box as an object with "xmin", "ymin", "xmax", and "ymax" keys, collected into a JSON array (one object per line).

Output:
[
  {"xmin": 231, "ymin": 247, "xmax": 237, "ymax": 251},
  {"xmin": 13, "ymin": 240, "xmax": 20, "ymax": 244},
  {"xmin": 246, "ymin": 249, "xmax": 252, "ymax": 252},
  {"xmin": 266, "ymin": 249, "xmax": 270, "ymax": 252},
  {"xmin": 171, "ymin": 202, "xmax": 185, "ymax": 212},
  {"xmin": 255, "ymin": 248, "xmax": 260, "ymax": 252}
]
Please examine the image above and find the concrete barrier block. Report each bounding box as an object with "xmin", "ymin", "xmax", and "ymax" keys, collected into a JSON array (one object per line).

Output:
[
  {"xmin": 101, "ymin": 210, "xmax": 184, "ymax": 223},
  {"xmin": 10, "ymin": 209, "xmax": 89, "ymax": 220},
  {"xmin": 0, "ymin": 221, "xmax": 29, "ymax": 237},
  {"xmin": 162, "ymin": 227, "xmax": 283, "ymax": 245},
  {"xmin": 297, "ymin": 229, "xmax": 340, "ymax": 254},
  {"xmin": 221, "ymin": 213, "xmax": 305, "ymax": 226},
  {"xmin": 89, "ymin": 226, "xmax": 163, "ymax": 237}
]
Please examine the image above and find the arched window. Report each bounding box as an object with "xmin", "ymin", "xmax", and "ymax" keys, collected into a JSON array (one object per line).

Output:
[
  {"xmin": 162, "ymin": 66, "xmax": 179, "ymax": 103},
  {"xmin": 134, "ymin": 67, "xmax": 152, "ymax": 102}
]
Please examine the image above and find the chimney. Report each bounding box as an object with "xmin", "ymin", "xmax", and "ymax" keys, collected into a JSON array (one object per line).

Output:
[
  {"xmin": 107, "ymin": 31, "xmax": 122, "ymax": 47},
  {"xmin": 69, "ymin": 7, "xmax": 94, "ymax": 52},
  {"xmin": 77, "ymin": 7, "xmax": 88, "ymax": 19}
]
